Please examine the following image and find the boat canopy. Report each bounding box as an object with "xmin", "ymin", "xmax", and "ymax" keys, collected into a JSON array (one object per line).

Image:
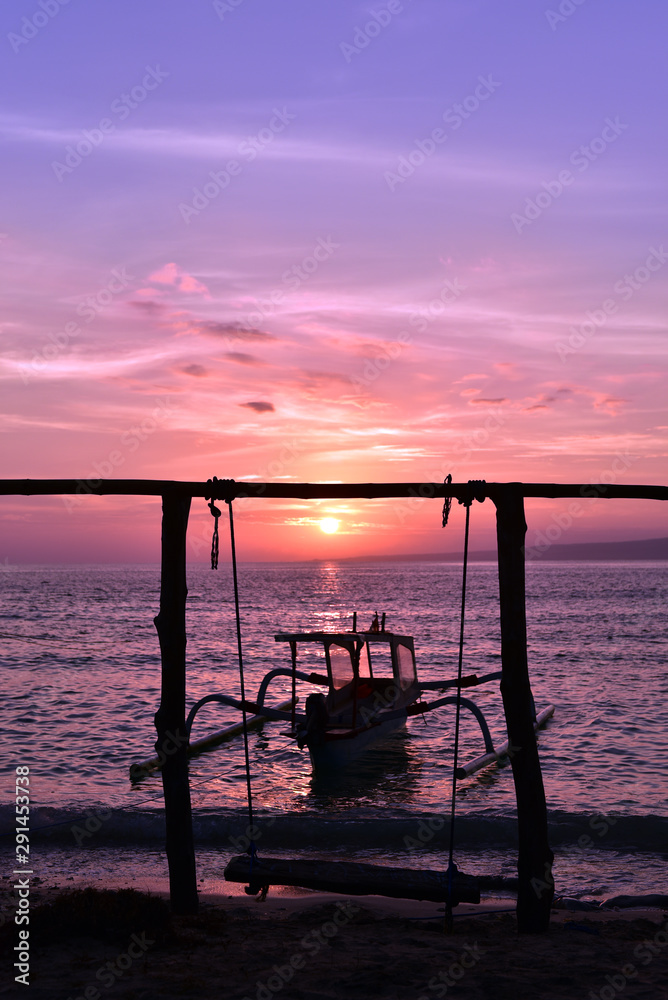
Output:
[{"xmin": 274, "ymin": 631, "xmax": 418, "ymax": 691}]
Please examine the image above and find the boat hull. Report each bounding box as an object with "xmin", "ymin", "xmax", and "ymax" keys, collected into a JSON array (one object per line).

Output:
[{"xmin": 307, "ymin": 710, "xmax": 408, "ymax": 772}]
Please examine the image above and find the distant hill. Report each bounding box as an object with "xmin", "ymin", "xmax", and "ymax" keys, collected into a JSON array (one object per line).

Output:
[{"xmin": 340, "ymin": 537, "xmax": 668, "ymax": 563}]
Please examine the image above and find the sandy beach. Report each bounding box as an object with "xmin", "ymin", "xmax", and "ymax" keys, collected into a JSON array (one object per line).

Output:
[{"xmin": 2, "ymin": 880, "xmax": 667, "ymax": 1000}]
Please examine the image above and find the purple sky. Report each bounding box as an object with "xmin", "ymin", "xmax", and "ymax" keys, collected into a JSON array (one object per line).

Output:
[{"xmin": 1, "ymin": 1, "xmax": 666, "ymax": 561}]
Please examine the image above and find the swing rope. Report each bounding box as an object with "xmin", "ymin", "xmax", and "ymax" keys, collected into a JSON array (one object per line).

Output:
[
  {"xmin": 207, "ymin": 478, "xmax": 257, "ymax": 868},
  {"xmin": 442, "ymin": 477, "xmax": 486, "ymax": 930},
  {"xmin": 226, "ymin": 498, "xmax": 256, "ymax": 850}
]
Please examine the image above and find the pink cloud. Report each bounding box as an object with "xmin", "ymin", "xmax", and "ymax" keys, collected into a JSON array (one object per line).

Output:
[
  {"xmin": 147, "ymin": 262, "xmax": 211, "ymax": 298},
  {"xmin": 593, "ymin": 395, "xmax": 627, "ymax": 414}
]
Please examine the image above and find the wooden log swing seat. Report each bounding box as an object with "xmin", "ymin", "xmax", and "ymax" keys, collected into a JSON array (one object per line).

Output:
[{"xmin": 223, "ymin": 855, "xmax": 480, "ymax": 905}]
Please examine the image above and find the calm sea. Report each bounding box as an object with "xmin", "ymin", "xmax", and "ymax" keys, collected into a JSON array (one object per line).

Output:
[{"xmin": 1, "ymin": 560, "xmax": 666, "ymax": 900}]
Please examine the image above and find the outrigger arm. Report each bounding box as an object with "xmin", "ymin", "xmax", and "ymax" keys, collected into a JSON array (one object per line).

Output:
[
  {"xmin": 254, "ymin": 667, "xmax": 329, "ymax": 708},
  {"xmin": 185, "ymin": 693, "xmax": 305, "ymax": 734},
  {"xmin": 418, "ymin": 670, "xmax": 502, "ymax": 691},
  {"xmin": 406, "ymin": 696, "xmax": 495, "ymax": 754}
]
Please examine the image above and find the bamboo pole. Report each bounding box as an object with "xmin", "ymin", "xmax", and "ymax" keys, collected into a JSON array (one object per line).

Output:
[
  {"xmin": 455, "ymin": 705, "xmax": 555, "ymax": 779},
  {"xmin": 494, "ymin": 488, "xmax": 554, "ymax": 932},
  {"xmin": 130, "ymin": 698, "xmax": 296, "ymax": 780},
  {"xmin": 153, "ymin": 494, "xmax": 198, "ymax": 914}
]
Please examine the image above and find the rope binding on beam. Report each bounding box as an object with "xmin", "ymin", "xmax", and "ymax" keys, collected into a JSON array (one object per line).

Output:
[{"xmin": 206, "ymin": 477, "xmax": 236, "ymax": 570}]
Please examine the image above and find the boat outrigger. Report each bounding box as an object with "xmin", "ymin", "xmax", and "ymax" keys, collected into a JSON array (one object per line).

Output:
[{"xmin": 130, "ymin": 614, "xmax": 554, "ymax": 779}]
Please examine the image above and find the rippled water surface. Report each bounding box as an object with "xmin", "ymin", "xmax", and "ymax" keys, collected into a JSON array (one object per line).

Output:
[
  {"xmin": 2, "ymin": 559, "xmax": 666, "ymax": 816},
  {"xmin": 0, "ymin": 562, "xmax": 668, "ymax": 897}
]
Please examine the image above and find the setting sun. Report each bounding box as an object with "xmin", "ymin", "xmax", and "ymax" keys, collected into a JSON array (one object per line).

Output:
[{"xmin": 319, "ymin": 518, "xmax": 340, "ymax": 534}]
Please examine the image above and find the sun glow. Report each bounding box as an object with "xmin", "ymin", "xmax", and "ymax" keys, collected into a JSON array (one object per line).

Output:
[{"xmin": 319, "ymin": 518, "xmax": 340, "ymax": 534}]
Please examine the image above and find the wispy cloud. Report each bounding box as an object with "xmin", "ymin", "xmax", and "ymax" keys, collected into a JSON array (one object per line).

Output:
[
  {"xmin": 224, "ymin": 352, "xmax": 266, "ymax": 365},
  {"xmin": 178, "ymin": 319, "xmax": 277, "ymax": 342},
  {"xmin": 239, "ymin": 400, "xmax": 274, "ymax": 413}
]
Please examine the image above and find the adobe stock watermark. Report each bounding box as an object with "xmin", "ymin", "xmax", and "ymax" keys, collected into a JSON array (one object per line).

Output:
[
  {"xmin": 241, "ymin": 901, "xmax": 360, "ymax": 1000},
  {"xmin": 575, "ymin": 813, "xmax": 617, "ymax": 851},
  {"xmin": 403, "ymin": 748, "xmax": 525, "ymax": 851},
  {"xmin": 51, "ymin": 67, "xmax": 170, "ymax": 181},
  {"xmin": 523, "ymin": 453, "xmax": 640, "ymax": 561},
  {"xmin": 229, "ymin": 236, "xmax": 340, "ymax": 336},
  {"xmin": 64, "ymin": 931, "xmax": 154, "ymax": 1000},
  {"xmin": 350, "ymin": 277, "xmax": 465, "ymax": 400},
  {"xmin": 228, "ymin": 815, "xmax": 276, "ymax": 856},
  {"xmin": 556, "ymin": 246, "xmax": 668, "ymax": 361},
  {"xmin": 545, "ymin": 0, "xmax": 590, "ymax": 32},
  {"xmin": 403, "ymin": 815, "xmax": 446, "ymax": 852},
  {"xmin": 188, "ymin": 437, "xmax": 304, "ymax": 559},
  {"xmin": 353, "ymin": 681, "xmax": 410, "ymax": 731},
  {"xmin": 392, "ymin": 412, "xmax": 506, "ymax": 527},
  {"xmin": 385, "ymin": 76, "xmax": 500, "ymax": 191},
  {"xmin": 532, "ymin": 813, "xmax": 617, "ymax": 900},
  {"xmin": 588, "ymin": 919, "xmax": 668, "ymax": 1000},
  {"xmin": 8, "ymin": 0, "xmax": 73, "ymax": 54},
  {"xmin": 511, "ymin": 117, "xmax": 628, "ymax": 233},
  {"xmin": 340, "ymin": 0, "xmax": 408, "ymax": 63},
  {"xmin": 179, "ymin": 107, "xmax": 296, "ymax": 224},
  {"xmin": 19, "ymin": 265, "xmax": 134, "ymax": 383},
  {"xmin": 70, "ymin": 806, "xmax": 114, "ymax": 847},
  {"xmin": 449, "ymin": 409, "xmax": 507, "ymax": 470},
  {"xmin": 128, "ymin": 728, "xmax": 189, "ymax": 783},
  {"xmin": 62, "ymin": 397, "xmax": 179, "ymax": 513},
  {"xmin": 417, "ymin": 942, "xmax": 486, "ymax": 999},
  {"xmin": 213, "ymin": 0, "xmax": 247, "ymax": 20},
  {"xmin": 530, "ymin": 861, "xmax": 556, "ymax": 902},
  {"xmin": 281, "ymin": 236, "xmax": 339, "ymax": 291}
]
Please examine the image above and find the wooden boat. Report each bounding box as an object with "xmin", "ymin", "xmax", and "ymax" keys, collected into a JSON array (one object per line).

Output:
[
  {"xmin": 130, "ymin": 615, "xmax": 554, "ymax": 780},
  {"xmin": 274, "ymin": 623, "xmax": 421, "ymax": 771},
  {"xmin": 271, "ymin": 618, "xmax": 555, "ymax": 775}
]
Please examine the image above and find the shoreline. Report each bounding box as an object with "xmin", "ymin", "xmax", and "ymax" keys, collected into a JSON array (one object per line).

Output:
[{"xmin": 6, "ymin": 871, "xmax": 667, "ymax": 921}]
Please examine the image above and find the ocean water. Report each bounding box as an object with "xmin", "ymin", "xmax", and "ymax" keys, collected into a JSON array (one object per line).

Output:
[{"xmin": 1, "ymin": 560, "xmax": 667, "ymax": 900}]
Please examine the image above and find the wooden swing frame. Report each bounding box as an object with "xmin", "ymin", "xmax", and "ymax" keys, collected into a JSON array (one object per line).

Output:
[{"xmin": 2, "ymin": 477, "xmax": 666, "ymax": 932}]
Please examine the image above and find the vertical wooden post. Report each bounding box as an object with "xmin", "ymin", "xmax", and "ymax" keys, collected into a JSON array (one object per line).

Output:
[
  {"xmin": 154, "ymin": 494, "xmax": 198, "ymax": 914},
  {"xmin": 494, "ymin": 487, "xmax": 553, "ymax": 932}
]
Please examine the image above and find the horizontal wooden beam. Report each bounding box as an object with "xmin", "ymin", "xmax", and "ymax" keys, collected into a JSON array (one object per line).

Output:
[{"xmin": 0, "ymin": 478, "xmax": 666, "ymax": 502}]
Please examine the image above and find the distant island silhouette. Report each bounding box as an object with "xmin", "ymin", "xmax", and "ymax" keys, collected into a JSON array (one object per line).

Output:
[{"xmin": 339, "ymin": 537, "xmax": 668, "ymax": 562}]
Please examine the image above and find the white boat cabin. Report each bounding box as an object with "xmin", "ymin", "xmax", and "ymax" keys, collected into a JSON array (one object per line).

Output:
[{"xmin": 274, "ymin": 630, "xmax": 419, "ymax": 724}]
